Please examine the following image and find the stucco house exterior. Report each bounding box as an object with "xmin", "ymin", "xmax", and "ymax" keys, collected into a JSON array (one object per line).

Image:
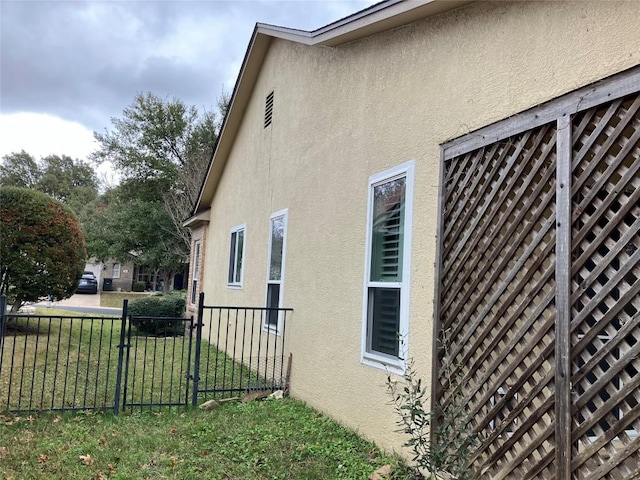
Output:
[
  {"xmin": 185, "ymin": 1, "xmax": 639, "ymax": 477},
  {"xmin": 86, "ymin": 258, "xmax": 186, "ymax": 292}
]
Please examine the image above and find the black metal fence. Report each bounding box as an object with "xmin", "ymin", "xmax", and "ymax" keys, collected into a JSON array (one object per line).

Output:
[
  {"xmin": 197, "ymin": 304, "xmax": 292, "ymax": 399},
  {"xmin": 0, "ymin": 294, "xmax": 291, "ymax": 414},
  {"xmin": 0, "ymin": 306, "xmax": 125, "ymax": 413}
]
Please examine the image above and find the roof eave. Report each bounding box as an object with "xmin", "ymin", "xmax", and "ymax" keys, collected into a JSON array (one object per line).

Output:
[
  {"xmin": 257, "ymin": 0, "xmax": 474, "ymax": 47},
  {"xmin": 193, "ymin": 0, "xmax": 475, "ymax": 213},
  {"xmin": 183, "ymin": 208, "xmax": 211, "ymax": 229}
]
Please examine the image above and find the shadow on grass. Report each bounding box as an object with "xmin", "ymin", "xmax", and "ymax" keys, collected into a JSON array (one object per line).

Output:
[{"xmin": 2, "ymin": 317, "xmax": 51, "ymax": 336}]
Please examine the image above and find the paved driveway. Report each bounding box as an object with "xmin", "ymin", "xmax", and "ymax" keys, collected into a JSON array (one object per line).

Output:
[{"xmin": 54, "ymin": 292, "xmax": 101, "ymax": 308}]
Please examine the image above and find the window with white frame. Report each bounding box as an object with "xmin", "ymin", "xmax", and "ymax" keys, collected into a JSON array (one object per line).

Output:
[
  {"xmin": 191, "ymin": 240, "xmax": 201, "ymax": 305},
  {"xmin": 112, "ymin": 263, "xmax": 121, "ymax": 279},
  {"xmin": 228, "ymin": 225, "xmax": 246, "ymax": 287},
  {"xmin": 362, "ymin": 161, "xmax": 414, "ymax": 372},
  {"xmin": 265, "ymin": 210, "xmax": 287, "ymax": 332}
]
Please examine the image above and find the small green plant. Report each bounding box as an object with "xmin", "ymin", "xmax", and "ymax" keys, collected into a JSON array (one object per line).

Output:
[
  {"xmin": 128, "ymin": 294, "xmax": 186, "ymax": 336},
  {"xmin": 386, "ymin": 342, "xmax": 480, "ymax": 479},
  {"xmin": 132, "ymin": 282, "xmax": 146, "ymax": 292}
]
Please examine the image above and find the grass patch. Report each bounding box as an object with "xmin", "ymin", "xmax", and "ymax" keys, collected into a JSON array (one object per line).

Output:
[
  {"xmin": 33, "ymin": 308, "xmax": 118, "ymax": 318},
  {"xmin": 0, "ymin": 400, "xmax": 411, "ymax": 479},
  {"xmin": 100, "ymin": 292, "xmax": 153, "ymax": 309}
]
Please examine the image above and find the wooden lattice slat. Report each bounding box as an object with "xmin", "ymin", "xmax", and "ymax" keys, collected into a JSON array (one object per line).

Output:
[
  {"xmin": 437, "ymin": 78, "xmax": 639, "ymax": 479},
  {"xmin": 439, "ymin": 123, "xmax": 558, "ymax": 478},
  {"xmin": 570, "ymin": 93, "xmax": 640, "ymax": 480}
]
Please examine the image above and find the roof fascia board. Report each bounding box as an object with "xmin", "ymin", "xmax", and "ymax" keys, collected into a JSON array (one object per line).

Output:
[
  {"xmin": 255, "ymin": 25, "xmax": 314, "ymax": 45},
  {"xmin": 195, "ymin": 30, "xmax": 272, "ymax": 213},
  {"xmin": 183, "ymin": 208, "xmax": 211, "ymax": 228},
  {"xmin": 257, "ymin": 0, "xmax": 474, "ymax": 47}
]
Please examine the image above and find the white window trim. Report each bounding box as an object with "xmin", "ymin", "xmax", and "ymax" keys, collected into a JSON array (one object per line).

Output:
[
  {"xmin": 228, "ymin": 224, "xmax": 246, "ymax": 288},
  {"xmin": 264, "ymin": 209, "xmax": 288, "ymax": 335},
  {"xmin": 361, "ymin": 160, "xmax": 414, "ymax": 375},
  {"xmin": 191, "ymin": 240, "xmax": 201, "ymax": 305},
  {"xmin": 112, "ymin": 263, "xmax": 121, "ymax": 279}
]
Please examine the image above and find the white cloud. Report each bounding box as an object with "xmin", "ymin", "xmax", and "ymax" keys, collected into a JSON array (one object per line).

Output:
[
  {"xmin": 0, "ymin": 112, "xmax": 119, "ymax": 188},
  {"xmin": 0, "ymin": 112, "xmax": 97, "ymax": 160}
]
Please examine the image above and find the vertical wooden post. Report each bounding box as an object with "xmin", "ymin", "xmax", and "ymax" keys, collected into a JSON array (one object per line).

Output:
[
  {"xmin": 430, "ymin": 145, "xmax": 448, "ymax": 445},
  {"xmin": 555, "ymin": 114, "xmax": 572, "ymax": 479}
]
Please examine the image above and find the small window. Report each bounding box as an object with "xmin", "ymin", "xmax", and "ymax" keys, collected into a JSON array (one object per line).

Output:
[
  {"xmin": 362, "ymin": 161, "xmax": 414, "ymax": 373},
  {"xmin": 228, "ymin": 225, "xmax": 246, "ymax": 287},
  {"xmin": 112, "ymin": 263, "xmax": 121, "ymax": 279},
  {"xmin": 264, "ymin": 91, "xmax": 274, "ymax": 128},
  {"xmin": 191, "ymin": 241, "xmax": 201, "ymax": 305},
  {"xmin": 265, "ymin": 210, "xmax": 287, "ymax": 332}
]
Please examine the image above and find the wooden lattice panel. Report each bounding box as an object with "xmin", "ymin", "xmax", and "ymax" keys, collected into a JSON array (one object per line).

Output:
[
  {"xmin": 570, "ymin": 93, "xmax": 640, "ymax": 480},
  {"xmin": 439, "ymin": 124, "xmax": 558, "ymax": 478},
  {"xmin": 438, "ymin": 70, "xmax": 640, "ymax": 479}
]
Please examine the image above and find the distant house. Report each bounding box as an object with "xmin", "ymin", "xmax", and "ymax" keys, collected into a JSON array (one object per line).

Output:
[
  {"xmin": 85, "ymin": 259, "xmax": 135, "ymax": 292},
  {"xmin": 185, "ymin": 1, "xmax": 640, "ymax": 477},
  {"xmin": 86, "ymin": 257, "xmax": 186, "ymax": 293}
]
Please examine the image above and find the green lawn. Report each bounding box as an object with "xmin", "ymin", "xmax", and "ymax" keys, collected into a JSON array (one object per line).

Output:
[
  {"xmin": 0, "ymin": 400, "xmax": 413, "ymax": 479},
  {"xmin": 100, "ymin": 292, "xmax": 154, "ymax": 309},
  {"xmin": 1, "ymin": 312, "xmax": 123, "ymax": 412}
]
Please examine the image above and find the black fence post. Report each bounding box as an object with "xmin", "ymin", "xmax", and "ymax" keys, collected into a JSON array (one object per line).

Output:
[
  {"xmin": 184, "ymin": 315, "xmax": 194, "ymax": 407},
  {"xmin": 0, "ymin": 295, "xmax": 6, "ymax": 369},
  {"xmin": 0, "ymin": 295, "xmax": 6, "ymax": 353},
  {"xmin": 113, "ymin": 299, "xmax": 128, "ymax": 415},
  {"xmin": 191, "ymin": 292, "xmax": 204, "ymax": 407}
]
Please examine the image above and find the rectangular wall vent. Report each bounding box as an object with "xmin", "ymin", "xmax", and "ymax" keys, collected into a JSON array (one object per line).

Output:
[{"xmin": 264, "ymin": 91, "xmax": 274, "ymax": 128}]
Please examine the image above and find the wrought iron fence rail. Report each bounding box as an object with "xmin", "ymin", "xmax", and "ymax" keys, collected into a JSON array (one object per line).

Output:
[
  {"xmin": 0, "ymin": 294, "xmax": 291, "ymax": 414},
  {"xmin": 0, "ymin": 311, "xmax": 122, "ymax": 413},
  {"xmin": 197, "ymin": 302, "xmax": 290, "ymax": 401}
]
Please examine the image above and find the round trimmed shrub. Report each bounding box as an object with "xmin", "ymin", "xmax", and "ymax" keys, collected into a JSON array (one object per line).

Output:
[{"xmin": 0, "ymin": 187, "xmax": 87, "ymax": 312}]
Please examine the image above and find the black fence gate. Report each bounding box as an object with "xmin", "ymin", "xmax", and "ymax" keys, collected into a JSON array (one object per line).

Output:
[{"xmin": 0, "ymin": 293, "xmax": 291, "ymax": 414}]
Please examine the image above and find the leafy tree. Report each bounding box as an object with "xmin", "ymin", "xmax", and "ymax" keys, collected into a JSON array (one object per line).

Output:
[
  {"xmin": 0, "ymin": 150, "xmax": 40, "ymax": 188},
  {"xmin": 0, "ymin": 151, "xmax": 99, "ymax": 219},
  {"xmin": 37, "ymin": 154, "xmax": 98, "ymax": 215},
  {"xmin": 88, "ymin": 92, "xmax": 225, "ymax": 290},
  {"xmin": 0, "ymin": 187, "xmax": 87, "ymax": 312},
  {"xmin": 83, "ymin": 191, "xmax": 185, "ymax": 289}
]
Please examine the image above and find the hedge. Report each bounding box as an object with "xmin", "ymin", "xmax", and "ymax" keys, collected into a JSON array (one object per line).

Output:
[{"xmin": 128, "ymin": 293, "xmax": 186, "ymax": 336}]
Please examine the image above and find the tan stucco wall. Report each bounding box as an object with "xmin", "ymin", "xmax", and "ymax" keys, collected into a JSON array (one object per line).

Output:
[
  {"xmin": 201, "ymin": 1, "xmax": 640, "ymax": 454},
  {"xmin": 186, "ymin": 225, "xmax": 207, "ymax": 316}
]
